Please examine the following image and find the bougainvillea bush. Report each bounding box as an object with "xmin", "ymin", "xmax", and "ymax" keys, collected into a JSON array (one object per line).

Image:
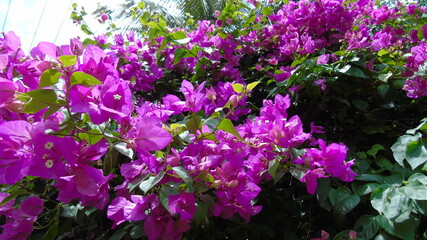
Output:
[{"xmin": 1, "ymin": 0, "xmax": 427, "ymax": 239}]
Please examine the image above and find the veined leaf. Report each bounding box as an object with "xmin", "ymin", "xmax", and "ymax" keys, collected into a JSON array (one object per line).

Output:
[
  {"xmin": 70, "ymin": 71, "xmax": 102, "ymax": 87},
  {"xmin": 217, "ymin": 118, "xmax": 244, "ymax": 141},
  {"xmin": 39, "ymin": 69, "xmax": 62, "ymax": 88},
  {"xmin": 58, "ymin": 55, "xmax": 77, "ymax": 67},
  {"xmin": 139, "ymin": 171, "xmax": 165, "ymax": 194}
]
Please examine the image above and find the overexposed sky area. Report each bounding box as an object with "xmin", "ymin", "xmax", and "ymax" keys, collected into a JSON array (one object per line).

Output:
[{"xmin": 0, "ymin": 0, "xmax": 125, "ymax": 53}]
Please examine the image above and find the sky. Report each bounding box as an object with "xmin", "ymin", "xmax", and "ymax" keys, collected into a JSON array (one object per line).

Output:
[{"xmin": 0, "ymin": 0, "xmax": 125, "ymax": 53}]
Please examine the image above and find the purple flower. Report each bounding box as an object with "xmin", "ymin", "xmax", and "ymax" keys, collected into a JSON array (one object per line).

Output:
[
  {"xmin": 181, "ymin": 80, "xmax": 206, "ymax": 113},
  {"xmin": 0, "ymin": 120, "xmax": 33, "ymax": 184},
  {"xmin": 0, "ymin": 196, "xmax": 43, "ymax": 240},
  {"xmin": 144, "ymin": 205, "xmax": 191, "ymax": 240},
  {"xmin": 126, "ymin": 116, "xmax": 172, "ymax": 152},
  {"xmin": 107, "ymin": 197, "xmax": 136, "ymax": 228},
  {"xmin": 168, "ymin": 192, "xmax": 197, "ymax": 220},
  {"xmin": 403, "ymin": 76, "xmax": 427, "ymax": 98},
  {"xmin": 317, "ymin": 54, "xmax": 330, "ymax": 64},
  {"xmin": 314, "ymin": 78, "xmax": 327, "ymax": 92},
  {"xmin": 301, "ymin": 168, "xmax": 327, "ymax": 194}
]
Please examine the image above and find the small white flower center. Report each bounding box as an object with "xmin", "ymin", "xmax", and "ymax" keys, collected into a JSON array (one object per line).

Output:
[
  {"xmin": 113, "ymin": 94, "xmax": 122, "ymax": 100},
  {"xmin": 45, "ymin": 159, "xmax": 54, "ymax": 168},
  {"xmin": 44, "ymin": 142, "xmax": 54, "ymax": 150}
]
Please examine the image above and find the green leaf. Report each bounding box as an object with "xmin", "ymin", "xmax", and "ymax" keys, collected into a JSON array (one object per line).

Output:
[
  {"xmin": 377, "ymin": 84, "xmax": 390, "ymax": 98},
  {"xmin": 110, "ymin": 229, "xmax": 127, "ymax": 240},
  {"xmin": 317, "ymin": 178, "xmax": 332, "ymax": 211},
  {"xmin": 247, "ymin": 81, "xmax": 260, "ymax": 92},
  {"xmin": 367, "ymin": 144, "xmax": 385, "ymax": 157},
  {"xmin": 406, "ymin": 138, "xmax": 427, "ymax": 169},
  {"xmin": 194, "ymin": 201, "xmax": 208, "ymax": 227},
  {"xmin": 402, "ymin": 180, "xmax": 427, "ymax": 200},
  {"xmin": 378, "ymin": 71, "xmax": 392, "ymax": 83},
  {"xmin": 378, "ymin": 49, "xmax": 389, "ymax": 56},
  {"xmin": 20, "ymin": 89, "xmax": 58, "ymax": 114},
  {"xmin": 173, "ymin": 48, "xmax": 188, "ymax": 65},
  {"xmin": 139, "ymin": 171, "xmax": 165, "ymax": 194},
  {"xmin": 172, "ymin": 166, "xmax": 192, "ymax": 183},
  {"xmin": 338, "ymin": 65, "xmax": 366, "ymax": 78},
  {"xmin": 70, "ymin": 71, "xmax": 102, "ymax": 87},
  {"xmin": 391, "ymin": 133, "xmax": 421, "ymax": 167},
  {"xmin": 185, "ymin": 115, "xmax": 202, "ymax": 132},
  {"xmin": 268, "ymin": 159, "xmax": 280, "ymax": 180},
  {"xmin": 130, "ymin": 222, "xmax": 146, "ymax": 239},
  {"xmin": 43, "ymin": 105, "xmax": 62, "ymax": 120},
  {"xmin": 22, "ymin": 101, "xmax": 49, "ymax": 114},
  {"xmin": 25, "ymin": 89, "xmax": 57, "ymax": 102},
  {"xmin": 0, "ymin": 189, "xmax": 28, "ymax": 207},
  {"xmin": 333, "ymin": 230, "xmax": 364, "ymax": 240},
  {"xmin": 371, "ymin": 187, "xmax": 408, "ymax": 219},
  {"xmin": 58, "ymin": 55, "xmax": 77, "ymax": 67},
  {"xmin": 352, "ymin": 99, "xmax": 369, "ymax": 111},
  {"xmin": 39, "ymin": 69, "xmax": 62, "ymax": 88},
  {"xmin": 261, "ymin": 6, "xmax": 272, "ymax": 15},
  {"xmin": 77, "ymin": 129, "xmax": 103, "ymax": 145},
  {"xmin": 217, "ymin": 118, "xmax": 244, "ymax": 141},
  {"xmin": 356, "ymin": 183, "xmax": 380, "ymax": 196},
  {"xmin": 113, "ymin": 142, "xmax": 134, "ymax": 159},
  {"xmin": 172, "ymin": 30, "xmax": 187, "ymax": 40},
  {"xmin": 42, "ymin": 221, "xmax": 58, "ymax": 240},
  {"xmin": 355, "ymin": 215, "xmax": 380, "ymax": 239},
  {"xmin": 80, "ymin": 24, "xmax": 92, "ymax": 35},
  {"xmin": 232, "ymin": 83, "xmax": 245, "ymax": 93},
  {"xmin": 376, "ymin": 214, "xmax": 419, "ymax": 240},
  {"xmin": 329, "ymin": 187, "xmax": 360, "ymax": 217}
]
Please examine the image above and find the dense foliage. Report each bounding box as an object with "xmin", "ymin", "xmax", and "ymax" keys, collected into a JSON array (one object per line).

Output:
[{"xmin": 1, "ymin": 0, "xmax": 427, "ymax": 239}]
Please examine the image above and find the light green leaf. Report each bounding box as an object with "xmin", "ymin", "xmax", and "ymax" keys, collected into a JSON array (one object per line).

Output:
[
  {"xmin": 406, "ymin": 139, "xmax": 427, "ymax": 169},
  {"xmin": 378, "ymin": 49, "xmax": 389, "ymax": 56},
  {"xmin": 39, "ymin": 69, "xmax": 62, "ymax": 88},
  {"xmin": 247, "ymin": 81, "xmax": 260, "ymax": 92},
  {"xmin": 217, "ymin": 118, "xmax": 244, "ymax": 141},
  {"xmin": 172, "ymin": 30, "xmax": 187, "ymax": 40},
  {"xmin": 77, "ymin": 129, "xmax": 103, "ymax": 145},
  {"xmin": 70, "ymin": 71, "xmax": 102, "ymax": 87},
  {"xmin": 58, "ymin": 55, "xmax": 77, "ymax": 67},
  {"xmin": 232, "ymin": 83, "xmax": 244, "ymax": 93}
]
